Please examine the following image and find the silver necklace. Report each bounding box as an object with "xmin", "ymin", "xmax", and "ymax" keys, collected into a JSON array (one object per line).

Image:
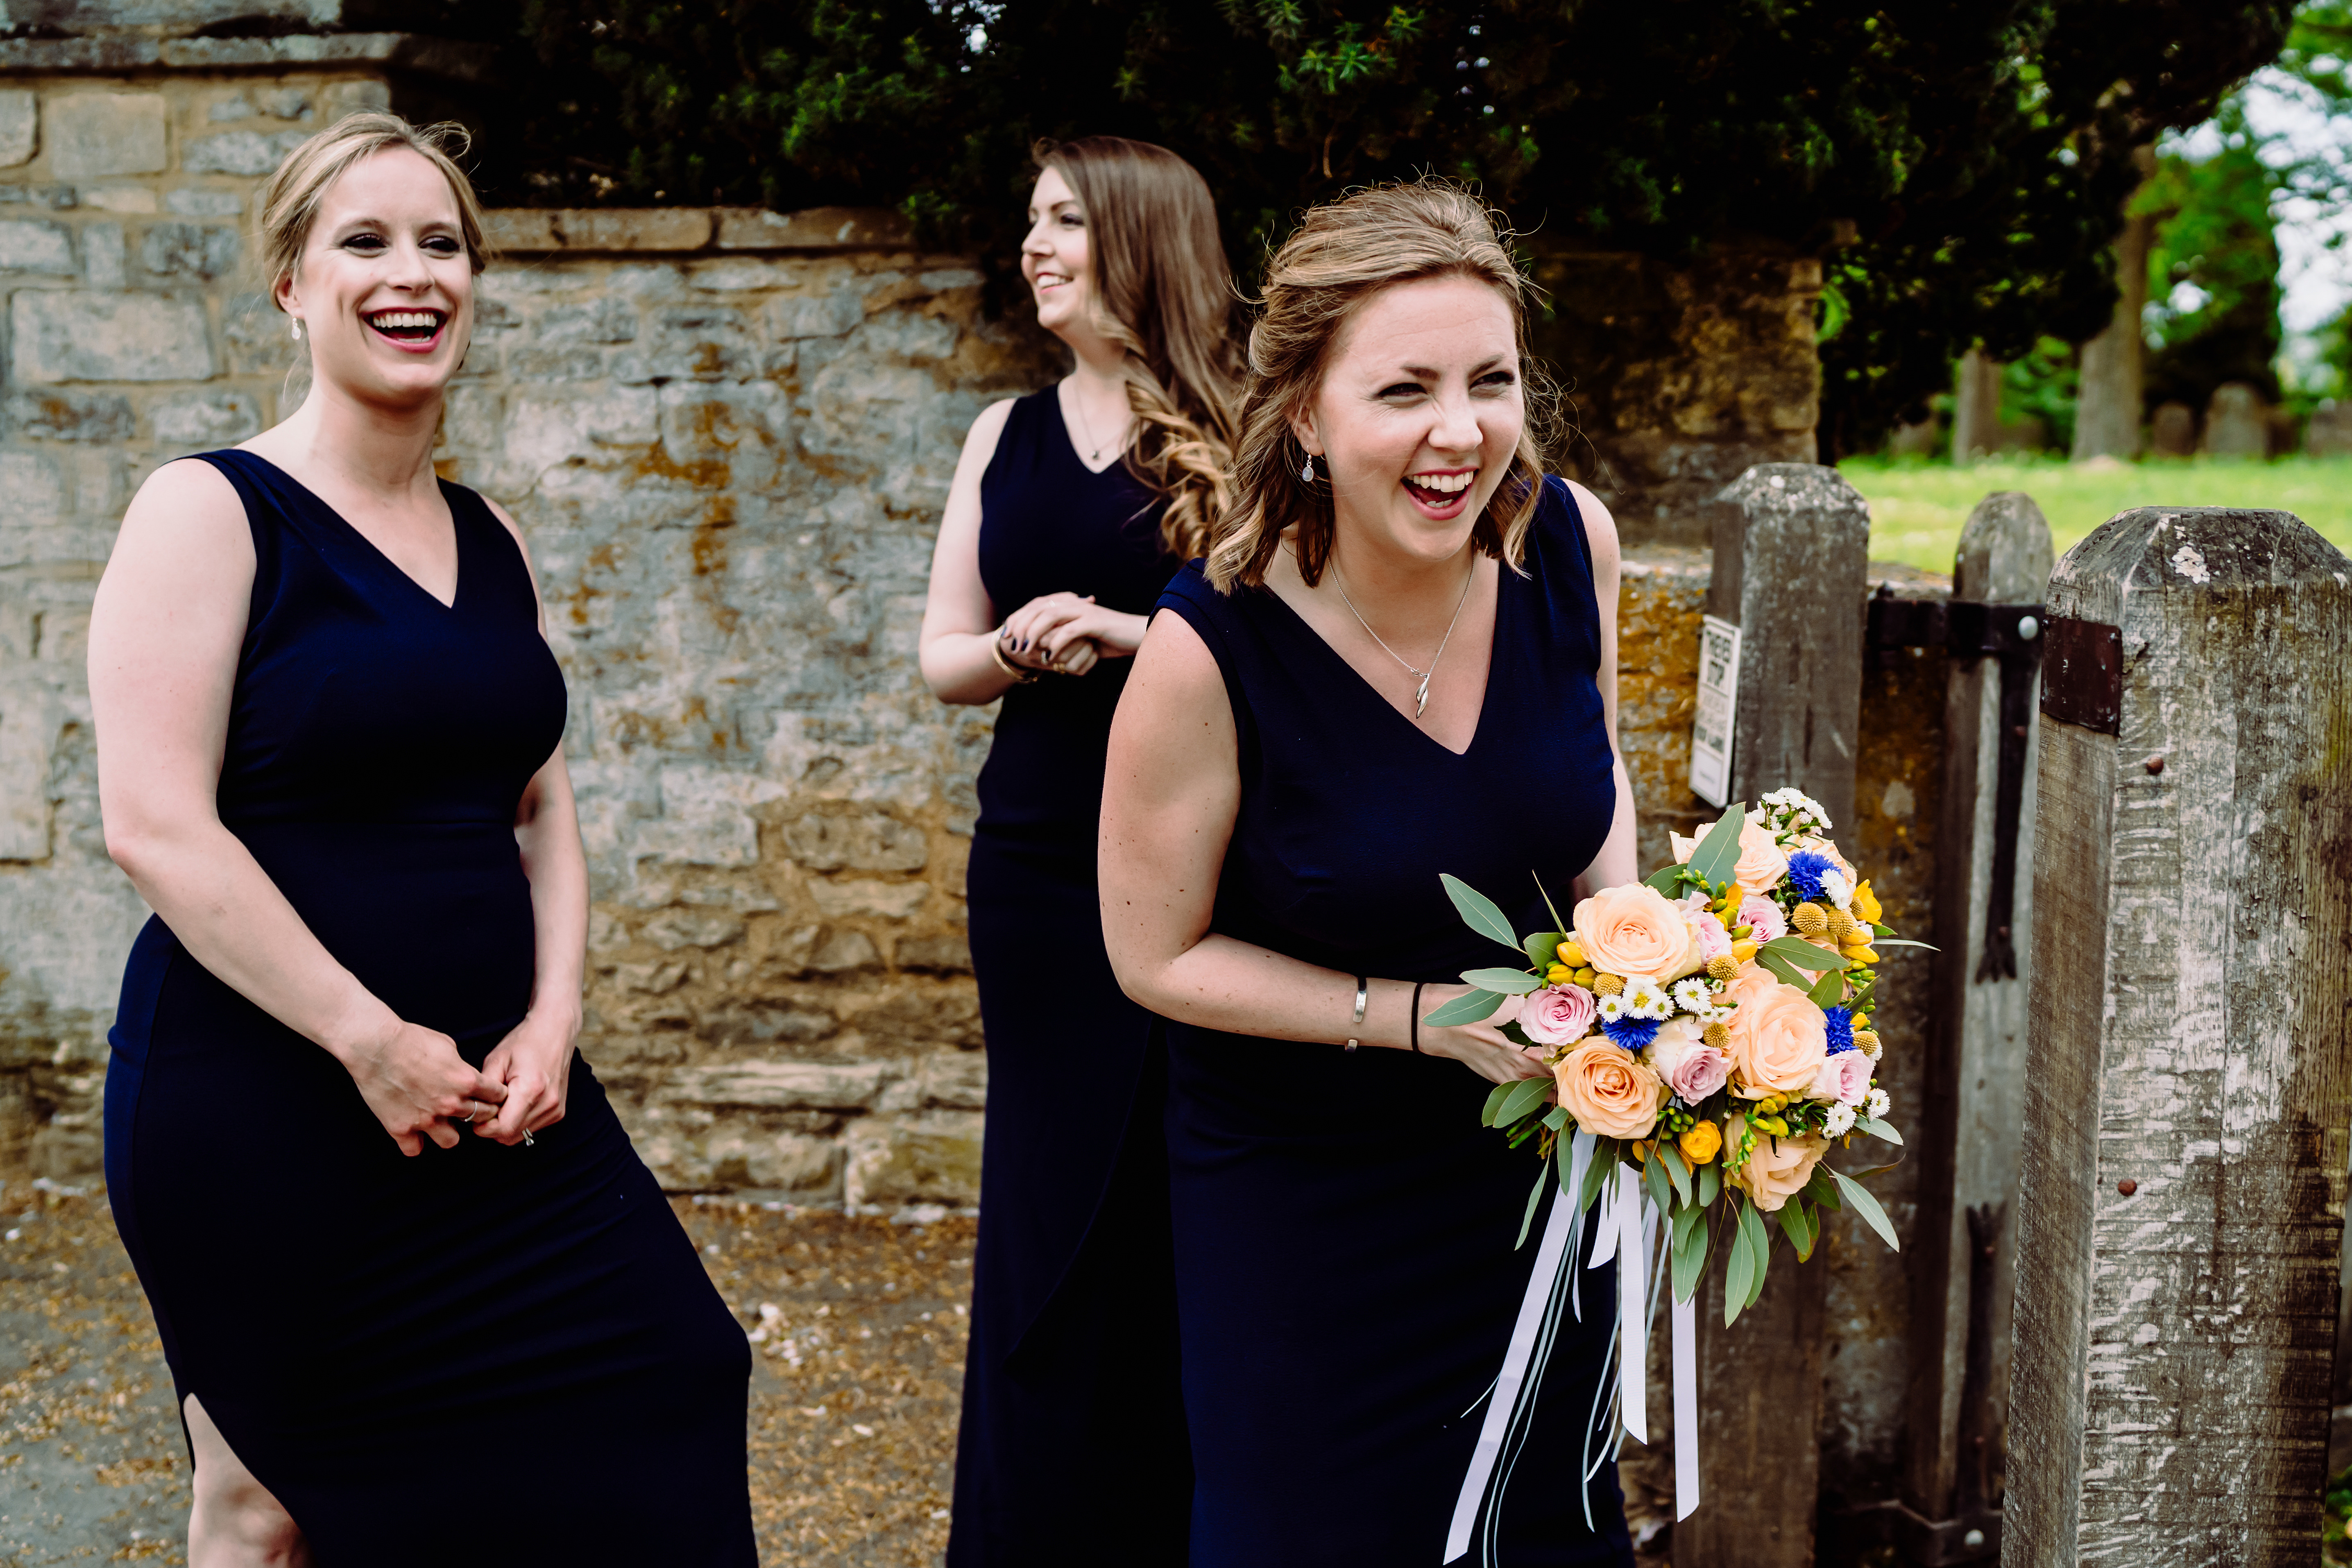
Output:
[
  {"xmin": 1330, "ymin": 556, "xmax": 1477, "ymax": 719},
  {"xmin": 1068, "ymin": 383, "xmax": 1131, "ymax": 463}
]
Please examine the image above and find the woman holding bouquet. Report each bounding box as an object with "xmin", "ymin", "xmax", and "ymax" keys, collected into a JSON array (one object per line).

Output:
[
  {"xmin": 920, "ymin": 136, "xmax": 1240, "ymax": 1562},
  {"xmin": 1101, "ymin": 181, "xmax": 1638, "ymax": 1563}
]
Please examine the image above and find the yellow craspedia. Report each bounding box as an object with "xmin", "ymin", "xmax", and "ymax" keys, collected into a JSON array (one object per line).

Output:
[
  {"xmin": 1853, "ymin": 880, "xmax": 1882, "ymax": 924},
  {"xmin": 1791, "ymin": 902, "xmax": 1829, "ymax": 936},
  {"xmin": 1853, "ymin": 1029, "xmax": 1882, "ymax": 1058},
  {"xmin": 1842, "ymin": 944, "xmax": 1879, "ymax": 966},
  {"xmin": 1706, "ymin": 952, "xmax": 1739, "ymax": 981},
  {"xmin": 1729, "ymin": 940, "xmax": 1758, "ymax": 964},
  {"xmin": 1827, "ymin": 910, "xmax": 1862, "ymax": 946},
  {"xmin": 1557, "ymin": 940, "xmax": 1586, "ymax": 969},
  {"xmin": 1702, "ymin": 1021, "xmax": 1731, "ymax": 1051},
  {"xmin": 1591, "ymin": 972, "xmax": 1626, "ymax": 997},
  {"xmin": 1679, "ymin": 1120, "xmax": 1723, "ymax": 1166}
]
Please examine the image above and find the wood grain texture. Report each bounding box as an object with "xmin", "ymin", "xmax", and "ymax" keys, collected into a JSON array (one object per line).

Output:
[
  {"xmin": 1906, "ymin": 493, "xmax": 2053, "ymax": 1525},
  {"xmin": 2008, "ymin": 507, "xmax": 2352, "ymax": 1568},
  {"xmin": 1684, "ymin": 463, "xmax": 1869, "ymax": 1568}
]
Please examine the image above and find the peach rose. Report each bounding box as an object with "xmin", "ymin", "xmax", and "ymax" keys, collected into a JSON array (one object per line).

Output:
[
  {"xmin": 1670, "ymin": 816, "xmax": 1790, "ymax": 898},
  {"xmin": 1729, "ymin": 1131, "xmax": 1829, "ymax": 1212},
  {"xmin": 1571, "ymin": 884, "xmax": 1702, "ymax": 982},
  {"xmin": 1720, "ymin": 968, "xmax": 1828, "ymax": 1100},
  {"xmin": 1554, "ymin": 1040, "xmax": 1664, "ymax": 1140}
]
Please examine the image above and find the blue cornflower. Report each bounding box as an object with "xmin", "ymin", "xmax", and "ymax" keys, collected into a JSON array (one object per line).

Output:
[
  {"xmin": 1823, "ymin": 1005, "xmax": 1855, "ymax": 1055},
  {"xmin": 1786, "ymin": 850, "xmax": 1837, "ymax": 904},
  {"xmin": 1600, "ymin": 1016, "xmax": 1660, "ymax": 1052}
]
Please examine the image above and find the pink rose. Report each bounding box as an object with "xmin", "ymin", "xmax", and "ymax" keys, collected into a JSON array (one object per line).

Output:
[
  {"xmin": 1518, "ymin": 985, "xmax": 1597, "ymax": 1047},
  {"xmin": 1686, "ymin": 907, "xmax": 1733, "ymax": 963},
  {"xmin": 1737, "ymin": 895, "xmax": 1787, "ymax": 944},
  {"xmin": 1644, "ymin": 1017, "xmax": 1729, "ymax": 1103},
  {"xmin": 1729, "ymin": 1132, "xmax": 1829, "ymax": 1213},
  {"xmin": 1807, "ymin": 1051, "xmax": 1872, "ymax": 1107}
]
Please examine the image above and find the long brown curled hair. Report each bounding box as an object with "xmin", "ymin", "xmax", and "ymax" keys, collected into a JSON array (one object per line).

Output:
[
  {"xmin": 1204, "ymin": 181, "xmax": 1558, "ymax": 594},
  {"xmin": 1038, "ymin": 137, "xmax": 1244, "ymax": 563}
]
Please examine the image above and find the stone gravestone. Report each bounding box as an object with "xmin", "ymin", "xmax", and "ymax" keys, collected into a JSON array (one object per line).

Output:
[
  {"xmin": 2307, "ymin": 400, "xmax": 2352, "ymax": 458},
  {"xmin": 2200, "ymin": 382, "xmax": 2269, "ymax": 458},
  {"xmin": 2149, "ymin": 400, "xmax": 2196, "ymax": 458}
]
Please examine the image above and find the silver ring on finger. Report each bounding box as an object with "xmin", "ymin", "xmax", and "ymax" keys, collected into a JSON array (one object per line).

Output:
[{"xmin": 521, "ymin": 1128, "xmax": 535, "ymax": 1147}]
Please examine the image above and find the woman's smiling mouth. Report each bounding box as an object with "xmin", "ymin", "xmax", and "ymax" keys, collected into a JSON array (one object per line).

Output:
[
  {"xmin": 1403, "ymin": 468, "xmax": 1477, "ymax": 514},
  {"xmin": 363, "ymin": 308, "xmax": 446, "ymax": 348}
]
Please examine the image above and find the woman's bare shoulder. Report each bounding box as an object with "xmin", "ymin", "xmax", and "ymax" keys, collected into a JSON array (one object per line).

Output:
[
  {"xmin": 1560, "ymin": 478, "xmax": 1621, "ymax": 573},
  {"xmin": 114, "ymin": 456, "xmax": 252, "ymax": 561}
]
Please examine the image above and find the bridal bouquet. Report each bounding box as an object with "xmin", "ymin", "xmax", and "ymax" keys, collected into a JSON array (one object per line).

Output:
[{"xmin": 1432, "ymin": 791, "xmax": 1915, "ymax": 1549}]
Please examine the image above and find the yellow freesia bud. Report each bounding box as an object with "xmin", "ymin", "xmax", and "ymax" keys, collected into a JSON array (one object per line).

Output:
[
  {"xmin": 1630, "ymin": 1139, "xmax": 1652, "ymax": 1165},
  {"xmin": 1753, "ymin": 1115, "xmax": 1790, "ymax": 1137},
  {"xmin": 1842, "ymin": 945, "xmax": 1879, "ymax": 965},
  {"xmin": 1572, "ymin": 967, "xmax": 1597, "ymax": 987},
  {"xmin": 1730, "ymin": 940, "xmax": 1758, "ymax": 964},
  {"xmin": 1729, "ymin": 924, "xmax": 1753, "ymax": 940},
  {"xmin": 1678, "ymin": 1120, "xmax": 1723, "ymax": 1166},
  {"xmin": 1591, "ymin": 973, "xmax": 1625, "ymax": 997},
  {"xmin": 1557, "ymin": 940, "xmax": 1586, "ymax": 969},
  {"xmin": 1791, "ymin": 902, "xmax": 1829, "ymax": 936},
  {"xmin": 1547, "ymin": 963, "xmax": 1574, "ymax": 985},
  {"xmin": 1702, "ymin": 1021, "xmax": 1731, "ymax": 1051},
  {"xmin": 1853, "ymin": 880, "xmax": 1882, "ymax": 923},
  {"xmin": 1706, "ymin": 953, "xmax": 1739, "ymax": 982}
]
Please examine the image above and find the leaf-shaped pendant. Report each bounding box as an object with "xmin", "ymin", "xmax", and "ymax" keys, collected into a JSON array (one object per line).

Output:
[{"xmin": 1414, "ymin": 673, "xmax": 1432, "ymax": 717}]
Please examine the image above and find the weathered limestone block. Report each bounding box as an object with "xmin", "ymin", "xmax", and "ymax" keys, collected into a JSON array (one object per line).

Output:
[
  {"xmin": 0, "ymin": 218, "xmax": 74, "ymax": 273},
  {"xmin": 845, "ymin": 1110, "xmax": 984, "ymax": 1208},
  {"xmin": 79, "ymin": 220, "xmax": 124, "ymax": 288},
  {"xmin": 0, "ymin": 92, "xmax": 35, "ymax": 168},
  {"xmin": 148, "ymin": 387, "xmax": 261, "ymax": 445},
  {"xmin": 782, "ymin": 810, "xmax": 930, "ymax": 872},
  {"xmin": 766, "ymin": 287, "xmax": 864, "ymax": 341},
  {"xmin": 181, "ymin": 128, "xmax": 308, "ymax": 178},
  {"xmin": 0, "ymin": 677, "xmax": 61, "ymax": 861},
  {"xmin": 7, "ymin": 388, "xmax": 131, "ymax": 442},
  {"xmin": 9, "ymin": 290, "xmax": 213, "ymax": 383},
  {"xmin": 164, "ymin": 188, "xmax": 242, "ymax": 217},
  {"xmin": 659, "ymin": 1059, "xmax": 896, "ymax": 1113},
  {"xmin": 139, "ymin": 222, "xmax": 239, "ymax": 281},
  {"xmin": 45, "ymin": 92, "xmax": 167, "ymax": 179}
]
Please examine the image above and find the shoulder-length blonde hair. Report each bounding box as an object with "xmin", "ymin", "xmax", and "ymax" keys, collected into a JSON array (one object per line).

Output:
[
  {"xmin": 1039, "ymin": 137, "xmax": 1244, "ymax": 563},
  {"xmin": 257, "ymin": 112, "xmax": 491, "ymax": 309},
  {"xmin": 1204, "ymin": 181, "xmax": 1556, "ymax": 594}
]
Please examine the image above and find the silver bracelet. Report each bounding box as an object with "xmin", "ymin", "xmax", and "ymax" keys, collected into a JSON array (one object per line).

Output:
[{"xmin": 1345, "ymin": 974, "xmax": 1367, "ymax": 1052}]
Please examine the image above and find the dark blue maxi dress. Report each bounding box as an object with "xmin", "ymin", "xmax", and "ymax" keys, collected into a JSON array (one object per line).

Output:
[
  {"xmin": 102, "ymin": 451, "xmax": 755, "ymax": 1566},
  {"xmin": 949, "ymin": 390, "xmax": 1193, "ymax": 1564},
  {"xmin": 1152, "ymin": 478, "xmax": 1636, "ymax": 1567}
]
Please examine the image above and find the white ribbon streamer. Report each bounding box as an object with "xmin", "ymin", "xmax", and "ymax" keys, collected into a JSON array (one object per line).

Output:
[
  {"xmin": 1672, "ymin": 1288, "xmax": 1701, "ymax": 1519},
  {"xmin": 1442, "ymin": 1183, "xmax": 1578, "ymax": 1563},
  {"xmin": 1614, "ymin": 1168, "xmax": 1647, "ymax": 1445}
]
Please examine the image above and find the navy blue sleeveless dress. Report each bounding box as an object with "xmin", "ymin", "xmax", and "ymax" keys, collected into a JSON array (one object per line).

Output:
[
  {"xmin": 102, "ymin": 451, "xmax": 755, "ymax": 1566},
  {"xmin": 949, "ymin": 390, "xmax": 1192, "ymax": 1563},
  {"xmin": 1153, "ymin": 478, "xmax": 1636, "ymax": 1566}
]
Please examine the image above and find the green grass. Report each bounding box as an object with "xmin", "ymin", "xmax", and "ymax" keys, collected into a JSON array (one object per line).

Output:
[{"xmin": 1839, "ymin": 453, "xmax": 2352, "ymax": 575}]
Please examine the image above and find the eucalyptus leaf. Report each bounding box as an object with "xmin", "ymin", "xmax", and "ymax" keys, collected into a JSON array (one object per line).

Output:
[
  {"xmin": 1481, "ymin": 1082, "xmax": 1515, "ymax": 1128},
  {"xmin": 1516, "ymin": 1158, "xmax": 1550, "ymax": 1250},
  {"xmin": 1643, "ymin": 863, "xmax": 1688, "ymax": 895},
  {"xmin": 1497, "ymin": 1076, "xmax": 1552, "ymax": 1126},
  {"xmin": 1804, "ymin": 1170, "xmax": 1843, "ymax": 1211},
  {"xmin": 1762, "ymin": 936, "xmax": 1850, "ymax": 970},
  {"xmin": 1659, "ymin": 1144, "xmax": 1693, "ymax": 1208},
  {"xmin": 1869, "ymin": 938, "xmax": 1939, "ymax": 950},
  {"xmin": 1533, "ymin": 874, "xmax": 1568, "ymax": 937},
  {"xmin": 1441, "ymin": 873, "xmax": 1525, "ymax": 953},
  {"xmin": 1870, "ymin": 923, "xmax": 1896, "ymax": 937},
  {"xmin": 1671, "ymin": 1199, "xmax": 1705, "ymax": 1249},
  {"xmin": 1686, "ymin": 802, "xmax": 1748, "ymax": 891},
  {"xmin": 1757, "ymin": 950, "xmax": 1810, "ymax": 989},
  {"xmin": 1856, "ymin": 1116, "xmax": 1904, "ymax": 1145},
  {"xmin": 1543, "ymin": 1105, "xmax": 1570, "ymax": 1131},
  {"xmin": 1424, "ymin": 988, "xmax": 1508, "ymax": 1027},
  {"xmin": 1579, "ymin": 1139, "xmax": 1616, "ymax": 1214},
  {"xmin": 1831, "ymin": 1168, "xmax": 1901, "ymax": 1252},
  {"xmin": 1808, "ymin": 967, "xmax": 1847, "ymax": 1007},
  {"xmin": 1722, "ymin": 1208, "xmax": 1755, "ymax": 1326},
  {"xmin": 1523, "ymin": 931, "xmax": 1567, "ymax": 974},
  {"xmin": 1742, "ymin": 1202, "xmax": 1773, "ymax": 1308},
  {"xmin": 1672, "ymin": 1211, "xmax": 1710, "ymax": 1303},
  {"xmin": 1697, "ymin": 1161, "xmax": 1720, "ymax": 1208},
  {"xmin": 1462, "ymin": 967, "xmax": 1546, "ymax": 995},
  {"xmin": 1778, "ymin": 1199, "xmax": 1815, "ymax": 1262},
  {"xmin": 1644, "ymin": 1151, "xmax": 1672, "ymax": 1216}
]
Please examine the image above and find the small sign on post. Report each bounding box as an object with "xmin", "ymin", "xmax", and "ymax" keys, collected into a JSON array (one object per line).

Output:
[{"xmin": 1688, "ymin": 614, "xmax": 1740, "ymax": 808}]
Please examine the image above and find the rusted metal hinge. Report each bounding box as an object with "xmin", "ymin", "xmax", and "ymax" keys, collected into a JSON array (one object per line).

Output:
[{"xmin": 2037, "ymin": 616, "xmax": 2121, "ymax": 736}]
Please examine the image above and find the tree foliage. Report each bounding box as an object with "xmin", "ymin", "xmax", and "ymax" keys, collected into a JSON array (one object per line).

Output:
[
  {"xmin": 2141, "ymin": 110, "xmax": 2286, "ymax": 410},
  {"xmin": 483, "ymin": 1, "xmax": 2299, "ymax": 454}
]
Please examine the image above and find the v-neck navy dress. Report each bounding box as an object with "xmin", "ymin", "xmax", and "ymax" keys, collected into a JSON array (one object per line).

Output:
[
  {"xmin": 102, "ymin": 450, "xmax": 755, "ymax": 1565},
  {"xmin": 1153, "ymin": 478, "xmax": 1635, "ymax": 1566},
  {"xmin": 949, "ymin": 389, "xmax": 1193, "ymax": 1563}
]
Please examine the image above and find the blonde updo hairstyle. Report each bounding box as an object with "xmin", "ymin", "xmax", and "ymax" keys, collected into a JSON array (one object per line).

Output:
[
  {"xmin": 1037, "ymin": 136, "xmax": 1244, "ymax": 564},
  {"xmin": 1204, "ymin": 181, "xmax": 1556, "ymax": 594}
]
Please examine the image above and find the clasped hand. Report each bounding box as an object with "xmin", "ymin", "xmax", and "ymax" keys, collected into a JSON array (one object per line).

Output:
[
  {"xmin": 341, "ymin": 1009, "xmax": 573, "ymax": 1155},
  {"xmin": 998, "ymin": 592, "xmax": 1149, "ymax": 679},
  {"xmin": 1416, "ymin": 984, "xmax": 1552, "ymax": 1087}
]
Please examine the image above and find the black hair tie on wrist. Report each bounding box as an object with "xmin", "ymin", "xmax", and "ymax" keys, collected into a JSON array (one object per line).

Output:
[{"xmin": 1410, "ymin": 981, "xmax": 1426, "ymax": 1053}]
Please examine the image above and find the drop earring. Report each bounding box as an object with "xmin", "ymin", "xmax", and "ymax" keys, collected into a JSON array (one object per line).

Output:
[
  {"xmin": 290, "ymin": 318, "xmax": 302, "ymax": 341},
  {"xmin": 1299, "ymin": 453, "xmax": 1315, "ymax": 483}
]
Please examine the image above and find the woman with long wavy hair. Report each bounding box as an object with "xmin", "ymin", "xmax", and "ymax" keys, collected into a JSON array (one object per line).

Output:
[{"xmin": 919, "ymin": 135, "xmax": 1241, "ymax": 1562}]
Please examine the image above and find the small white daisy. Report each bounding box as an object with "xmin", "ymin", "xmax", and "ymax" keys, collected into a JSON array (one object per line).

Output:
[
  {"xmin": 1823, "ymin": 1102, "xmax": 1857, "ymax": 1137},
  {"xmin": 1621, "ymin": 975, "xmax": 1672, "ymax": 1021},
  {"xmin": 1671, "ymin": 978, "xmax": 1713, "ymax": 1015},
  {"xmin": 1595, "ymin": 991, "xmax": 1627, "ymax": 1024},
  {"xmin": 1864, "ymin": 1086, "xmax": 1890, "ymax": 1119},
  {"xmin": 1820, "ymin": 868, "xmax": 1853, "ymax": 911}
]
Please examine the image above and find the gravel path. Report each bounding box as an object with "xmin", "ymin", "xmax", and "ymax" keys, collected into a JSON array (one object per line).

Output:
[{"xmin": 0, "ymin": 1178, "xmax": 975, "ymax": 1566}]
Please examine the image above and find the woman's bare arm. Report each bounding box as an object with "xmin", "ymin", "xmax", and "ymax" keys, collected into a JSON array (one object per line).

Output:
[
  {"xmin": 1569, "ymin": 482, "xmax": 1638, "ymax": 900},
  {"xmin": 1099, "ymin": 609, "xmax": 1546, "ymax": 1084},
  {"xmin": 89, "ymin": 458, "xmax": 503, "ymax": 1155}
]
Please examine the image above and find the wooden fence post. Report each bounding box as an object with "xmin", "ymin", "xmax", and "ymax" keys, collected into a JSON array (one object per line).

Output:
[
  {"xmin": 1901, "ymin": 493, "xmax": 2053, "ymax": 1563},
  {"xmin": 1680, "ymin": 462, "xmax": 1869, "ymax": 1568},
  {"xmin": 2008, "ymin": 508, "xmax": 2352, "ymax": 1565}
]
